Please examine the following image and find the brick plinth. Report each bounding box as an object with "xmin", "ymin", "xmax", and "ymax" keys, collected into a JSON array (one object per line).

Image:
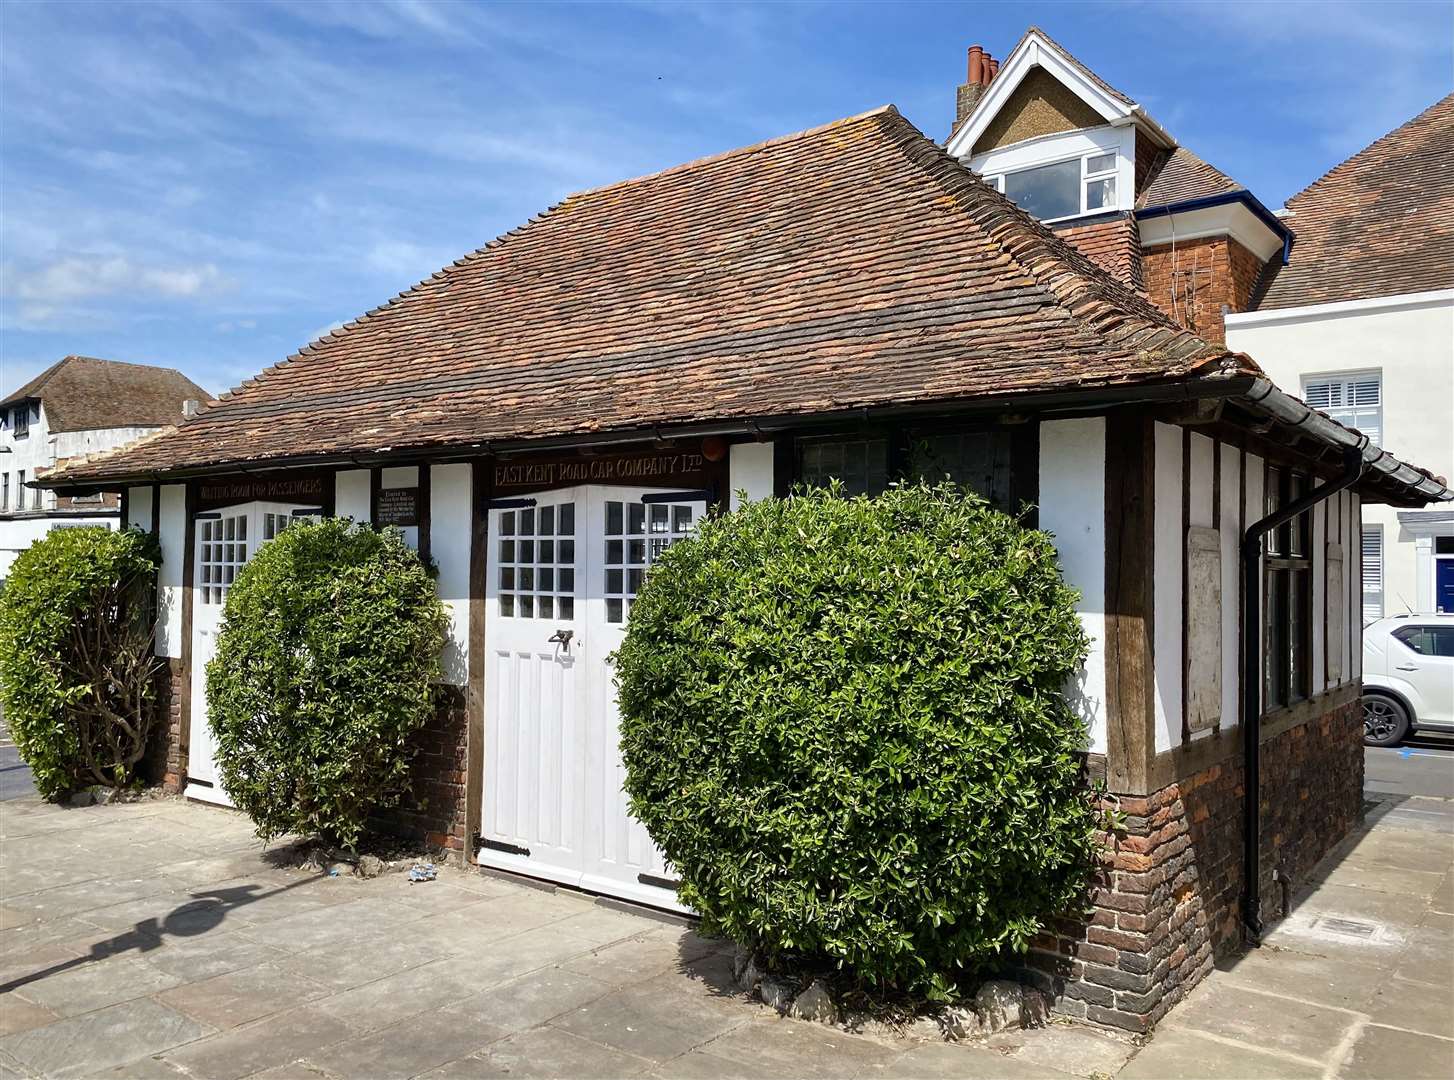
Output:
[
  {"xmin": 160, "ymin": 658, "xmax": 187, "ymax": 792},
  {"xmin": 1020, "ymin": 695, "xmax": 1363, "ymax": 1033},
  {"xmin": 370, "ymin": 686, "xmax": 470, "ymax": 853}
]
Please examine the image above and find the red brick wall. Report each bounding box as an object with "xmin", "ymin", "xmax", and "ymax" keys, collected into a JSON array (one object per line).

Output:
[
  {"xmin": 159, "ymin": 658, "xmax": 186, "ymax": 792},
  {"xmin": 1057, "ymin": 216, "xmax": 1146, "ymax": 293},
  {"xmin": 1141, "ymin": 235, "xmax": 1268, "ymax": 345},
  {"xmin": 1020, "ymin": 694, "xmax": 1363, "ymax": 1032},
  {"xmin": 371, "ymin": 686, "xmax": 470, "ymax": 853}
]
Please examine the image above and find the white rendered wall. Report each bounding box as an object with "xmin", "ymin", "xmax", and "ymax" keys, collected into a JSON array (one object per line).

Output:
[
  {"xmin": 728, "ymin": 441, "xmax": 774, "ymax": 509},
  {"xmin": 126, "ymin": 485, "xmax": 154, "ymax": 532},
  {"xmin": 1038, "ymin": 418, "xmax": 1107, "ymax": 754},
  {"xmin": 1227, "ymin": 291, "xmax": 1454, "ymax": 617},
  {"xmin": 156, "ymin": 484, "xmax": 186, "ymax": 658},
  {"xmin": 1152, "ymin": 423, "xmax": 1184, "ymax": 752},
  {"xmin": 431, "ymin": 463, "xmax": 471, "ymax": 686},
  {"xmin": 334, "ymin": 469, "xmax": 370, "ymax": 524}
]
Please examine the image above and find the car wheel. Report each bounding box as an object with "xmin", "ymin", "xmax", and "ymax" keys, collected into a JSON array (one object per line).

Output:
[{"xmin": 1362, "ymin": 694, "xmax": 1410, "ymax": 747}]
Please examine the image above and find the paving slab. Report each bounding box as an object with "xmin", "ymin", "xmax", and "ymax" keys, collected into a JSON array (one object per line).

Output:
[
  {"xmin": 0, "ymin": 996, "xmax": 59, "ymax": 1037},
  {"xmin": 985, "ymin": 1022, "xmax": 1136, "ymax": 1076},
  {"xmin": 1118, "ymin": 1028, "xmax": 1322, "ymax": 1079},
  {"xmin": 1338, "ymin": 1023, "xmax": 1454, "ymax": 1079},
  {"xmin": 693, "ymin": 1016, "xmax": 900, "ymax": 1078},
  {"xmin": 155, "ymin": 961, "xmax": 329, "ymax": 1029},
  {"xmin": 140, "ymin": 928, "xmax": 288, "ymax": 982},
  {"xmin": 276, "ymin": 927, "xmax": 454, "ymax": 990},
  {"xmin": 445, "ymin": 966, "xmax": 616, "ymax": 1034},
  {"xmin": 12, "ymin": 953, "xmax": 182, "ymax": 1017},
  {"xmin": 1212, "ymin": 944, "xmax": 1390, "ymax": 1012},
  {"xmin": 420, "ymin": 1025, "xmax": 655, "ymax": 1079},
  {"xmin": 1363, "ymin": 976, "xmax": 1454, "ymax": 1039},
  {"xmin": 859, "ymin": 1039, "xmax": 1080, "ymax": 1079},
  {"xmin": 0, "ymin": 997, "xmax": 213, "ymax": 1079},
  {"xmin": 162, "ymin": 1004, "xmax": 359, "ymax": 1080},
  {"xmin": 308, "ymin": 956, "xmax": 503, "ymax": 1033},
  {"xmin": 549, "ymin": 978, "xmax": 751, "ymax": 1062},
  {"xmin": 304, "ymin": 1007, "xmax": 505, "ymax": 1079},
  {"xmin": 1161, "ymin": 977, "xmax": 1358, "ymax": 1064}
]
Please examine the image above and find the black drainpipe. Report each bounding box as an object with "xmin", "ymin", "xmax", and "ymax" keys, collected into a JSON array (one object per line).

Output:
[{"xmin": 1240, "ymin": 446, "xmax": 1364, "ymax": 944}]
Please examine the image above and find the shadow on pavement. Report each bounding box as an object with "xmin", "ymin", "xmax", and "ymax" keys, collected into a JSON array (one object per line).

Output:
[{"xmin": 0, "ymin": 875, "xmax": 319, "ymax": 996}]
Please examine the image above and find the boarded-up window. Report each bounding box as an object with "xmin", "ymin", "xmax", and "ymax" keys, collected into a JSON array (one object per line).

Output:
[
  {"xmin": 1328, "ymin": 542, "xmax": 1345, "ymax": 684},
  {"xmin": 1186, "ymin": 526, "xmax": 1222, "ymax": 735}
]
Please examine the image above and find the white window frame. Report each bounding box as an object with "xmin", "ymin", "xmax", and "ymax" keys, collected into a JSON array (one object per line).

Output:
[
  {"xmin": 1, "ymin": 472, "xmax": 8, "ymax": 511},
  {"xmin": 1361, "ymin": 525, "xmax": 1383, "ymax": 626},
  {"xmin": 969, "ymin": 125, "xmax": 1133, "ymax": 225},
  {"xmin": 1302, "ymin": 371, "xmax": 1382, "ymax": 447}
]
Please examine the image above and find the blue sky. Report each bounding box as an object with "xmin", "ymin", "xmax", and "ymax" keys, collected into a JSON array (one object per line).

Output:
[{"xmin": 2, "ymin": 0, "xmax": 1450, "ymax": 398}]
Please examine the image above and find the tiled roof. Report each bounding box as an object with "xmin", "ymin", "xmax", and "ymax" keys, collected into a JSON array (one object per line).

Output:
[
  {"xmin": 2, "ymin": 356, "xmax": 209, "ymax": 434},
  {"xmin": 1254, "ymin": 93, "xmax": 1454, "ymax": 310},
  {"xmin": 1136, "ymin": 148, "xmax": 1245, "ymax": 210},
  {"xmin": 48, "ymin": 107, "xmax": 1243, "ymax": 485}
]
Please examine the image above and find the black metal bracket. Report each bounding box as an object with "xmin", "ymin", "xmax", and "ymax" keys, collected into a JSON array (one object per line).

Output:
[
  {"xmin": 479, "ymin": 837, "xmax": 531, "ymax": 857},
  {"xmin": 289, "ymin": 506, "xmax": 325, "ymax": 517},
  {"xmin": 637, "ymin": 872, "xmax": 682, "ymax": 891},
  {"xmin": 483, "ymin": 497, "xmax": 538, "ymax": 510}
]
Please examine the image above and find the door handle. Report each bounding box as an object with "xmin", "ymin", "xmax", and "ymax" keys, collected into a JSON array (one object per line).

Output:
[
  {"xmin": 1394, "ymin": 663, "xmax": 1418, "ymax": 671},
  {"xmin": 548, "ymin": 628, "xmax": 574, "ymax": 650}
]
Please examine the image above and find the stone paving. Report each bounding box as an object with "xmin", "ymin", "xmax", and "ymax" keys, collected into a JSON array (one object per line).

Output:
[
  {"xmin": 3, "ymin": 789, "xmax": 1450, "ymax": 1079},
  {"xmin": 1118, "ymin": 790, "xmax": 1454, "ymax": 1080},
  {"xmin": 0, "ymin": 795, "xmax": 1137, "ymax": 1079}
]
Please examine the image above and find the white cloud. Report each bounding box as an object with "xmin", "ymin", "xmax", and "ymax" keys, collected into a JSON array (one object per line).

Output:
[{"xmin": 7, "ymin": 256, "xmax": 228, "ymax": 303}]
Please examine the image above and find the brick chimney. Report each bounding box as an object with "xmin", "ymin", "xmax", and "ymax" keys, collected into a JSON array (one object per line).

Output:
[{"xmin": 954, "ymin": 45, "xmax": 999, "ymax": 130}]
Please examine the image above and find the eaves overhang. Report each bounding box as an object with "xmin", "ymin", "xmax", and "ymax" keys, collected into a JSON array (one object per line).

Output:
[{"xmin": 1137, "ymin": 190, "xmax": 1295, "ymax": 264}]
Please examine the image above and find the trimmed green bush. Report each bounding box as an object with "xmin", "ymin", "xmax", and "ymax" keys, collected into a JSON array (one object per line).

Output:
[
  {"xmin": 0, "ymin": 526, "xmax": 163, "ymax": 799},
  {"xmin": 208, "ymin": 519, "xmax": 448, "ymax": 849},
  {"xmin": 615, "ymin": 483, "xmax": 1098, "ymax": 998}
]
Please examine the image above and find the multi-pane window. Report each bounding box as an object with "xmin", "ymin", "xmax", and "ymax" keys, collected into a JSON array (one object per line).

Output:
[
  {"xmin": 1362, "ymin": 526, "xmax": 1384, "ymax": 625},
  {"xmin": 1263, "ymin": 468, "xmax": 1312, "ymax": 710},
  {"xmin": 262, "ymin": 512, "xmax": 292, "ymax": 541},
  {"xmin": 497, "ymin": 503, "xmax": 575, "ymax": 620},
  {"xmin": 798, "ymin": 437, "xmax": 890, "ymax": 497},
  {"xmin": 604, "ymin": 500, "xmax": 694, "ymax": 624},
  {"xmin": 797, "ymin": 428, "xmax": 1019, "ymax": 510},
  {"xmin": 1, "ymin": 473, "xmax": 8, "ymax": 511},
  {"xmin": 198, "ymin": 515, "xmax": 247, "ymax": 606},
  {"xmin": 1303, "ymin": 373, "xmax": 1381, "ymax": 446},
  {"xmin": 12, "ymin": 404, "xmax": 28, "ymax": 439},
  {"xmin": 16, "ymin": 471, "xmax": 24, "ymax": 511},
  {"xmin": 985, "ymin": 150, "xmax": 1119, "ymax": 221}
]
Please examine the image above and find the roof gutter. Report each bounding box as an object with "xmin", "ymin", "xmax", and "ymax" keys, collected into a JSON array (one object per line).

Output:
[
  {"xmin": 1235, "ymin": 377, "xmax": 1451, "ymax": 502},
  {"xmin": 1136, "ymin": 191, "xmax": 1295, "ymax": 264}
]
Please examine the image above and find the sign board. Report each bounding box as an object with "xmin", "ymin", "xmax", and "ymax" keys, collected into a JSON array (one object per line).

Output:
[
  {"xmin": 196, "ymin": 471, "xmax": 329, "ymax": 513},
  {"xmin": 375, "ymin": 486, "xmax": 420, "ymax": 527},
  {"xmin": 493, "ymin": 448, "xmax": 714, "ymax": 494}
]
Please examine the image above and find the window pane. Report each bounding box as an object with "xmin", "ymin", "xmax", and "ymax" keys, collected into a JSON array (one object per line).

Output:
[
  {"xmin": 1003, "ymin": 158, "xmax": 1081, "ymax": 220},
  {"xmin": 539, "ymin": 505, "xmax": 554, "ymax": 536},
  {"xmin": 672, "ymin": 505, "xmax": 693, "ymax": 532},
  {"xmin": 798, "ymin": 436, "xmax": 889, "ymax": 496},
  {"xmin": 558, "ymin": 503, "xmax": 575, "ymax": 536},
  {"xmin": 500, "ymin": 511, "xmax": 515, "ymax": 537},
  {"xmin": 500, "ymin": 593, "xmax": 514, "ymax": 617},
  {"xmin": 627, "ymin": 502, "xmax": 645, "ymax": 535},
  {"xmin": 557, "ymin": 596, "xmax": 573, "ymax": 619},
  {"xmin": 1086, "ymin": 176, "xmax": 1116, "ymax": 210},
  {"xmin": 520, "ymin": 508, "xmax": 534, "ymax": 535},
  {"xmin": 1086, "ymin": 152, "xmax": 1116, "ymax": 174},
  {"xmin": 1426, "ymin": 628, "xmax": 1454, "ymax": 657},
  {"xmin": 1435, "ymin": 536, "xmax": 1454, "ymax": 555},
  {"xmin": 538, "ymin": 595, "xmax": 553, "ymax": 619},
  {"xmin": 906, "ymin": 430, "xmax": 1012, "ymax": 508},
  {"xmin": 518, "ymin": 594, "xmax": 533, "ymax": 618},
  {"xmin": 606, "ymin": 502, "xmax": 623, "ymax": 536}
]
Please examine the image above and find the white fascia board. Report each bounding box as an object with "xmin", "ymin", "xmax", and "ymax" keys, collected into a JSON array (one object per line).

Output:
[
  {"xmin": 1225, "ymin": 289, "xmax": 1454, "ymax": 329},
  {"xmin": 946, "ymin": 31, "xmax": 1133, "ymax": 159},
  {"xmin": 1138, "ymin": 202, "xmax": 1284, "ymax": 263}
]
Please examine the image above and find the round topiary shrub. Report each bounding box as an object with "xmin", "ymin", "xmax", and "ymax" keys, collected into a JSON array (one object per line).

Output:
[
  {"xmin": 208, "ymin": 518, "xmax": 448, "ymax": 850},
  {"xmin": 0, "ymin": 525, "xmax": 163, "ymax": 799},
  {"xmin": 615, "ymin": 483, "xmax": 1099, "ymax": 998}
]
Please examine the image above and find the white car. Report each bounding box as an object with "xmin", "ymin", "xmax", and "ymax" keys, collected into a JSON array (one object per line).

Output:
[{"xmin": 1362, "ymin": 614, "xmax": 1454, "ymax": 746}]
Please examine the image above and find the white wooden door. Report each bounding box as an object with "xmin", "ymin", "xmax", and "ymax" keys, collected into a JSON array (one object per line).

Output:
[
  {"xmin": 478, "ymin": 485, "xmax": 701, "ymax": 912},
  {"xmin": 582, "ymin": 489, "xmax": 701, "ymax": 910},
  {"xmin": 187, "ymin": 503, "xmax": 309, "ymax": 805},
  {"xmin": 479, "ymin": 490, "xmax": 586, "ymax": 884}
]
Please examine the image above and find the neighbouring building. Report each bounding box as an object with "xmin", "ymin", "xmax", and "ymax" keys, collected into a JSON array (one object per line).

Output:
[
  {"xmin": 40, "ymin": 105, "xmax": 1448, "ymax": 1032},
  {"xmin": 0, "ymin": 355, "xmax": 210, "ymax": 579},
  {"xmin": 1226, "ymin": 95, "xmax": 1454, "ymax": 621},
  {"xmin": 946, "ymin": 27, "xmax": 1293, "ymax": 347}
]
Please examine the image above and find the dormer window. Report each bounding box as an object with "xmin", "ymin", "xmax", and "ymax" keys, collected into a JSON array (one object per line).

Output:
[
  {"xmin": 985, "ymin": 148, "xmax": 1120, "ymax": 223},
  {"xmin": 12, "ymin": 404, "xmax": 29, "ymax": 438}
]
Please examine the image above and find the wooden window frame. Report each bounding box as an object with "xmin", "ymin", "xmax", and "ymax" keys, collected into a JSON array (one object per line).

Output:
[{"xmin": 1263, "ymin": 465, "xmax": 1313, "ymax": 711}]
